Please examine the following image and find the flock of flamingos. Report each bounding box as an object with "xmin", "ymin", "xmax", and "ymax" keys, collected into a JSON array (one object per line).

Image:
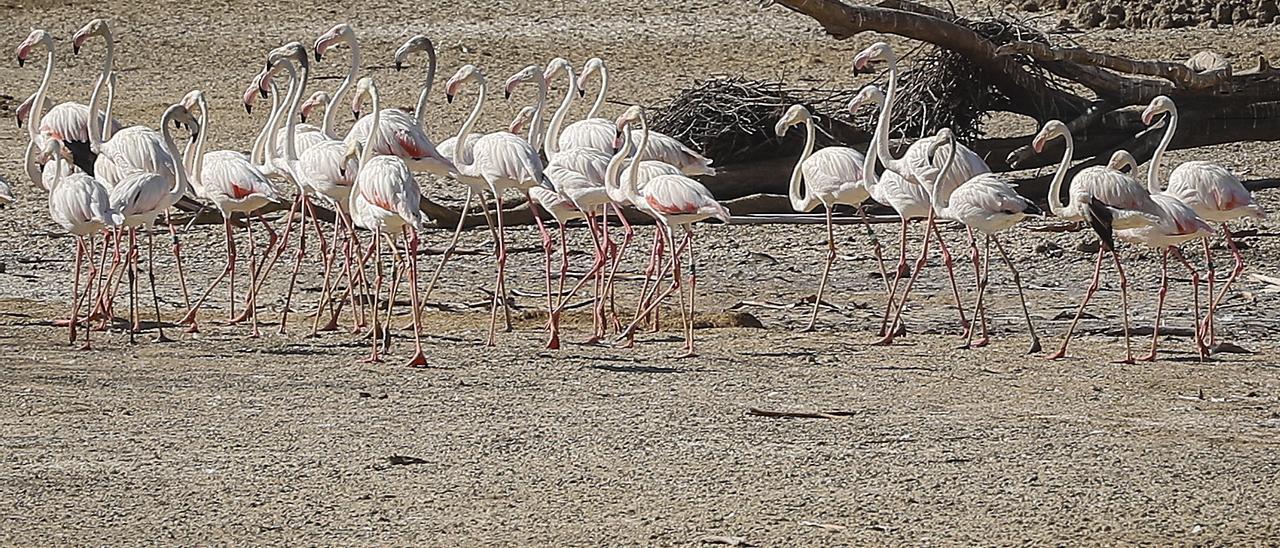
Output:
[{"xmin": 3, "ymin": 20, "xmax": 1266, "ymax": 366}]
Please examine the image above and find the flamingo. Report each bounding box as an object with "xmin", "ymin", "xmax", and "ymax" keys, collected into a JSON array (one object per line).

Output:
[
  {"xmin": 774, "ymin": 102, "xmax": 893, "ymax": 332},
  {"xmin": 920, "ymin": 129, "xmax": 1044, "ymax": 351},
  {"xmin": 1140, "ymin": 95, "xmax": 1266, "ymax": 349},
  {"xmin": 849, "ymin": 85, "xmax": 932, "ymax": 337},
  {"xmin": 177, "ymin": 90, "xmax": 283, "ymax": 336},
  {"xmin": 853, "ymin": 42, "xmax": 989, "ymax": 344},
  {"xmin": 343, "ymin": 77, "xmax": 428, "ymax": 366},
  {"xmin": 41, "ymin": 139, "xmax": 122, "ymax": 348},
  {"xmin": 611, "ymin": 106, "xmax": 730, "ymax": 357},
  {"xmin": 1032, "ymin": 120, "xmax": 1163, "ymax": 363},
  {"xmin": 107, "ymin": 103, "xmax": 198, "ymax": 344},
  {"xmin": 315, "ymin": 24, "xmax": 453, "ymax": 177},
  {"xmin": 445, "ymin": 64, "xmax": 550, "ymax": 346}
]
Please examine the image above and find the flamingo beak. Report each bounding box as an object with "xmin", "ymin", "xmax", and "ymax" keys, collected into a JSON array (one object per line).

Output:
[
  {"xmin": 446, "ymin": 93, "xmax": 454, "ymax": 104},
  {"xmin": 1031, "ymin": 135, "xmax": 1045, "ymax": 154},
  {"xmin": 394, "ymin": 61, "xmax": 403, "ymax": 71}
]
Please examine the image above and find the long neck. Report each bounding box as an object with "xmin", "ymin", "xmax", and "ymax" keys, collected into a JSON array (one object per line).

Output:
[
  {"xmin": 284, "ymin": 58, "xmax": 308, "ymax": 163},
  {"xmin": 191, "ymin": 97, "xmax": 211, "ymax": 190},
  {"xmin": 251, "ymin": 83, "xmax": 281, "ymax": 166},
  {"xmin": 786, "ymin": 116, "xmax": 818, "ymax": 212},
  {"xmin": 160, "ymin": 111, "xmax": 189, "ymax": 201},
  {"xmin": 587, "ymin": 64, "xmax": 608, "ymax": 119},
  {"xmin": 862, "ymin": 104, "xmax": 882, "ymax": 193},
  {"xmin": 31, "ymin": 44, "xmax": 54, "ymax": 143},
  {"xmin": 413, "ymin": 43, "xmax": 437, "ymax": 132},
  {"xmin": 1047, "ymin": 131, "xmax": 1073, "ymax": 216},
  {"xmin": 528, "ymin": 76, "xmax": 548, "ymax": 153},
  {"xmin": 266, "ymin": 73, "xmax": 295, "ymax": 167},
  {"xmin": 623, "ymin": 117, "xmax": 650, "ymax": 202},
  {"xmin": 874, "ymin": 59, "xmax": 909, "ymax": 175},
  {"xmin": 605, "ymin": 124, "xmax": 631, "ymax": 195},
  {"xmin": 101, "ymin": 73, "xmax": 116, "ymax": 141},
  {"xmin": 99, "ymin": 33, "xmax": 115, "ymax": 141},
  {"xmin": 1147, "ymin": 107, "xmax": 1177, "ymax": 194},
  {"xmin": 545, "ymin": 67, "xmax": 576, "ymax": 158},
  {"xmin": 360, "ymin": 87, "xmax": 381, "ymax": 168},
  {"xmin": 930, "ymin": 139, "xmax": 956, "ymax": 213},
  {"xmin": 454, "ymin": 76, "xmax": 486, "ymax": 171},
  {"xmin": 323, "ymin": 37, "xmax": 360, "ymax": 139},
  {"xmin": 24, "ymin": 140, "xmax": 42, "ymax": 187}
]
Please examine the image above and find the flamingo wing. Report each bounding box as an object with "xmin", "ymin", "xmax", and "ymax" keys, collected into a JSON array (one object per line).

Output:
[
  {"xmin": 560, "ymin": 117, "xmax": 617, "ymax": 154},
  {"xmin": 632, "ymin": 129, "xmax": 715, "ymax": 176}
]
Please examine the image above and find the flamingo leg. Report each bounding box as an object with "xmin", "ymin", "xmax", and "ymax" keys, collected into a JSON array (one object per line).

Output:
[
  {"xmin": 802, "ymin": 206, "xmax": 838, "ymax": 332},
  {"xmin": 1141, "ymin": 249, "xmax": 1171, "ymax": 362},
  {"xmin": 622, "ymin": 226, "xmax": 689, "ymax": 345},
  {"xmin": 1201, "ymin": 237, "xmax": 1216, "ymax": 348},
  {"xmin": 364, "ymin": 234, "xmax": 384, "ymax": 363},
  {"xmin": 421, "ymin": 187, "xmax": 475, "ymax": 308},
  {"xmin": 1205, "ymin": 226, "xmax": 1245, "ymax": 348},
  {"xmin": 487, "ymin": 191, "xmax": 507, "ymax": 347},
  {"xmin": 878, "ymin": 218, "xmax": 912, "ymax": 337},
  {"xmin": 382, "ymin": 234, "xmax": 403, "ymax": 349},
  {"xmin": 67, "ymin": 236, "xmax": 84, "ymax": 345},
  {"xmin": 403, "ymin": 227, "xmax": 427, "ymax": 367},
  {"xmin": 1110, "ymin": 249, "xmax": 1136, "ymax": 364},
  {"xmin": 965, "ymin": 227, "xmax": 990, "ymax": 347},
  {"xmin": 531, "ymin": 206, "xmax": 559, "ymax": 350},
  {"xmin": 181, "ymin": 219, "xmax": 234, "ymax": 330},
  {"xmin": 1171, "ymin": 247, "xmax": 1208, "ymax": 361},
  {"xmin": 549, "ymin": 214, "xmax": 607, "ymax": 333},
  {"xmin": 992, "ymin": 235, "xmax": 1041, "ymax": 354},
  {"xmin": 101, "ymin": 228, "xmax": 126, "ymax": 331},
  {"xmin": 163, "ymin": 211, "xmax": 192, "ymax": 312},
  {"xmin": 245, "ymin": 217, "xmax": 261, "ymax": 338},
  {"xmin": 145, "ymin": 226, "xmax": 172, "ymax": 343},
  {"xmin": 90, "ymin": 230, "xmax": 113, "ymax": 324},
  {"xmin": 80, "ymin": 236, "xmax": 97, "ymax": 351},
  {"xmin": 875, "ymin": 212, "xmax": 938, "ymax": 345},
  {"xmin": 127, "ymin": 227, "xmax": 140, "ymax": 343},
  {"xmin": 311, "ymin": 216, "xmax": 344, "ymax": 336},
  {"xmin": 932, "ymin": 220, "xmax": 971, "ymax": 337},
  {"xmin": 682, "ymin": 225, "xmax": 698, "ymax": 357},
  {"xmin": 604, "ymin": 204, "xmax": 634, "ymax": 331},
  {"xmin": 1049, "ymin": 248, "xmax": 1105, "ymax": 360},
  {"xmin": 857, "ymin": 205, "xmax": 892, "ymax": 325},
  {"xmin": 962, "ymin": 235, "xmax": 991, "ymax": 350},
  {"xmin": 277, "ymin": 194, "xmax": 312, "ymax": 333}
]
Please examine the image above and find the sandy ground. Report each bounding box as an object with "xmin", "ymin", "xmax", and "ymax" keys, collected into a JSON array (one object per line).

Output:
[{"xmin": 1, "ymin": 0, "xmax": 1279, "ymax": 545}]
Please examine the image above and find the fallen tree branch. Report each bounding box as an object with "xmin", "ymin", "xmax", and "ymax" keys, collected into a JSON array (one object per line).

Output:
[{"xmin": 995, "ymin": 41, "xmax": 1229, "ymax": 90}]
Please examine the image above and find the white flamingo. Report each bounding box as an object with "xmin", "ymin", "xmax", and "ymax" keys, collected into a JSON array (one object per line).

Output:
[
  {"xmin": 1032, "ymin": 120, "xmax": 1163, "ymax": 363},
  {"xmin": 177, "ymin": 90, "xmax": 283, "ymax": 336},
  {"xmin": 107, "ymin": 103, "xmax": 198, "ymax": 344},
  {"xmin": 1140, "ymin": 95, "xmax": 1266, "ymax": 348},
  {"xmin": 775, "ymin": 102, "xmax": 893, "ymax": 332},
  {"xmin": 920, "ymin": 129, "xmax": 1044, "ymax": 351},
  {"xmin": 611, "ymin": 106, "xmax": 730, "ymax": 356},
  {"xmin": 854, "ymin": 42, "xmax": 990, "ymax": 344},
  {"xmin": 42, "ymin": 139, "xmax": 122, "ymax": 349},
  {"xmin": 343, "ymin": 77, "xmax": 428, "ymax": 366},
  {"xmin": 445, "ymin": 64, "xmax": 549, "ymax": 346},
  {"xmin": 316, "ymin": 24, "xmax": 453, "ymax": 177}
]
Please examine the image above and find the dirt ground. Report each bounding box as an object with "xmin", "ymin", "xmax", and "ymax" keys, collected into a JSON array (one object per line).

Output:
[{"xmin": 1, "ymin": 0, "xmax": 1279, "ymax": 545}]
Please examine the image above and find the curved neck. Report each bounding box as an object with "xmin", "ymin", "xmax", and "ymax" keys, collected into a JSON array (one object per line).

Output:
[
  {"xmin": 31, "ymin": 42, "xmax": 54, "ymax": 143},
  {"xmin": 413, "ymin": 42, "xmax": 437, "ymax": 132},
  {"xmin": 605, "ymin": 123, "xmax": 631, "ymax": 194},
  {"xmin": 282, "ymin": 58, "xmax": 308, "ymax": 163},
  {"xmin": 528, "ymin": 76, "xmax": 548, "ymax": 153},
  {"xmin": 786, "ymin": 116, "xmax": 818, "ymax": 212},
  {"xmin": 545, "ymin": 66, "xmax": 577, "ymax": 158},
  {"xmin": 874, "ymin": 58, "xmax": 909, "ymax": 175},
  {"xmin": 359, "ymin": 87, "xmax": 380, "ymax": 169},
  {"xmin": 930, "ymin": 138, "xmax": 956, "ymax": 213},
  {"xmin": 454, "ymin": 76, "xmax": 486, "ymax": 172},
  {"xmin": 587, "ymin": 64, "xmax": 608, "ymax": 119},
  {"xmin": 160, "ymin": 110, "xmax": 190, "ymax": 201},
  {"xmin": 191, "ymin": 97, "xmax": 211, "ymax": 191},
  {"xmin": 24, "ymin": 140, "xmax": 42, "ymax": 187},
  {"xmin": 1147, "ymin": 108, "xmax": 1177, "ymax": 194},
  {"xmin": 102, "ymin": 73, "xmax": 116, "ymax": 141},
  {"xmin": 862, "ymin": 104, "xmax": 882, "ymax": 193},
  {"xmin": 98, "ymin": 34, "xmax": 115, "ymax": 142},
  {"xmin": 324, "ymin": 36, "xmax": 360, "ymax": 139},
  {"xmin": 251, "ymin": 82, "xmax": 281, "ymax": 166},
  {"xmin": 1047, "ymin": 131, "xmax": 1073, "ymax": 216},
  {"xmin": 623, "ymin": 116, "xmax": 650, "ymax": 202}
]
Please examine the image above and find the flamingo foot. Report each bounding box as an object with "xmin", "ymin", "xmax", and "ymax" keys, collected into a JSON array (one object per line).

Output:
[
  {"xmin": 154, "ymin": 332, "xmax": 174, "ymax": 343},
  {"xmin": 405, "ymin": 351, "xmax": 428, "ymax": 368},
  {"xmin": 1137, "ymin": 352, "xmax": 1158, "ymax": 363},
  {"xmin": 972, "ymin": 337, "xmax": 990, "ymax": 349},
  {"xmin": 1047, "ymin": 349, "xmax": 1067, "ymax": 360},
  {"xmin": 675, "ymin": 349, "xmax": 697, "ymax": 359},
  {"xmin": 1027, "ymin": 338, "xmax": 1042, "ymax": 354}
]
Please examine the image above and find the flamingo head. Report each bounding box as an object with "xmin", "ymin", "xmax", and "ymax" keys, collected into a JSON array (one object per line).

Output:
[
  {"xmin": 853, "ymin": 42, "xmax": 895, "ymax": 73},
  {"xmin": 1107, "ymin": 150, "xmax": 1138, "ymax": 175},
  {"xmin": 577, "ymin": 57, "xmax": 605, "ymax": 98},
  {"xmin": 72, "ymin": 19, "xmax": 110, "ymax": 55},
  {"xmin": 1031, "ymin": 120, "xmax": 1067, "ymax": 154},
  {"xmin": 266, "ymin": 41, "xmax": 307, "ymax": 75},
  {"xmin": 243, "ymin": 72, "xmax": 271, "ymax": 113},
  {"xmin": 393, "ymin": 34, "xmax": 433, "ymax": 71},
  {"xmin": 846, "ymin": 85, "xmax": 884, "ymax": 116},
  {"xmin": 351, "ymin": 77, "xmax": 376, "ymax": 120},
  {"xmin": 504, "ymin": 65, "xmax": 541, "ymax": 101},
  {"xmin": 314, "ymin": 24, "xmax": 353, "ymax": 61},
  {"xmin": 167, "ymin": 103, "xmax": 200, "ymax": 139},
  {"xmin": 509, "ymin": 106, "xmax": 536, "ymax": 135},
  {"xmin": 614, "ymin": 105, "xmax": 644, "ymax": 148},
  {"xmin": 300, "ymin": 91, "xmax": 330, "ymax": 123},
  {"xmin": 927, "ymin": 128, "xmax": 955, "ymax": 159},
  {"xmin": 179, "ymin": 89, "xmax": 204, "ymax": 112},
  {"xmin": 14, "ymin": 92, "xmax": 50, "ymax": 128},
  {"xmin": 773, "ymin": 104, "xmax": 810, "ymax": 137},
  {"xmin": 543, "ymin": 57, "xmax": 573, "ymax": 87},
  {"xmin": 340, "ymin": 140, "xmax": 362, "ymax": 178},
  {"xmin": 1142, "ymin": 95, "xmax": 1175, "ymax": 126},
  {"xmin": 445, "ymin": 64, "xmax": 481, "ymax": 104},
  {"xmin": 15, "ymin": 29, "xmax": 49, "ymax": 67}
]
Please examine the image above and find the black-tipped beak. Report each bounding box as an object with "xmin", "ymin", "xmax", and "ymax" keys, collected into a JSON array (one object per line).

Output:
[
  {"xmin": 17, "ymin": 58, "xmax": 25, "ymax": 67},
  {"xmin": 264, "ymin": 60, "xmax": 272, "ymax": 72},
  {"xmin": 577, "ymin": 89, "xmax": 585, "ymax": 98},
  {"xmin": 503, "ymin": 90, "xmax": 511, "ymax": 100},
  {"xmin": 314, "ymin": 51, "xmax": 323, "ymax": 62},
  {"xmin": 394, "ymin": 61, "xmax": 403, "ymax": 71},
  {"xmin": 16, "ymin": 117, "xmax": 23, "ymax": 128},
  {"xmin": 73, "ymin": 44, "xmax": 81, "ymax": 55},
  {"xmin": 351, "ymin": 110, "xmax": 360, "ymax": 121},
  {"xmin": 258, "ymin": 87, "xmax": 269, "ymax": 99},
  {"xmin": 174, "ymin": 120, "xmax": 182, "ymax": 129},
  {"xmin": 446, "ymin": 94, "xmax": 454, "ymax": 104},
  {"xmin": 244, "ymin": 103, "xmax": 253, "ymax": 114},
  {"xmin": 299, "ymin": 113, "xmax": 307, "ymax": 123}
]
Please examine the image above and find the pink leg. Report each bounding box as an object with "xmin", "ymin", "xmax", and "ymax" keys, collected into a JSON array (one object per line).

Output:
[
  {"xmin": 181, "ymin": 219, "xmax": 235, "ymax": 330},
  {"xmin": 1111, "ymin": 249, "xmax": 1136, "ymax": 364},
  {"xmin": 80, "ymin": 236, "xmax": 98, "ymax": 350},
  {"xmin": 992, "ymin": 235, "xmax": 1041, "ymax": 354},
  {"xmin": 364, "ymin": 235, "xmax": 384, "ymax": 363},
  {"xmin": 878, "ymin": 219, "xmax": 912, "ymax": 337},
  {"xmin": 1049, "ymin": 248, "xmax": 1105, "ymax": 360},
  {"xmin": 604, "ymin": 204, "xmax": 635, "ymax": 331},
  {"xmin": 487, "ymin": 192, "xmax": 507, "ymax": 347},
  {"xmin": 1201, "ymin": 237, "xmax": 1216, "ymax": 347},
  {"xmin": 802, "ymin": 206, "xmax": 838, "ymax": 332},
  {"xmin": 277, "ymin": 195, "xmax": 312, "ymax": 333},
  {"xmin": 1171, "ymin": 247, "xmax": 1209, "ymax": 360},
  {"xmin": 964, "ymin": 227, "xmax": 989, "ymax": 347},
  {"xmin": 1141, "ymin": 249, "xmax": 1171, "ymax": 362},
  {"xmin": 961, "ymin": 234, "xmax": 991, "ymax": 350},
  {"xmin": 67, "ymin": 236, "xmax": 84, "ymax": 344},
  {"xmin": 875, "ymin": 213, "xmax": 938, "ymax": 345},
  {"xmin": 245, "ymin": 218, "xmax": 261, "ymax": 338},
  {"xmin": 933, "ymin": 221, "xmax": 971, "ymax": 337},
  {"xmin": 163, "ymin": 211, "xmax": 192, "ymax": 312},
  {"xmin": 144, "ymin": 226, "xmax": 173, "ymax": 343},
  {"xmin": 403, "ymin": 228, "xmax": 428, "ymax": 367},
  {"xmin": 1204, "ymin": 226, "xmax": 1245, "ymax": 348}
]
